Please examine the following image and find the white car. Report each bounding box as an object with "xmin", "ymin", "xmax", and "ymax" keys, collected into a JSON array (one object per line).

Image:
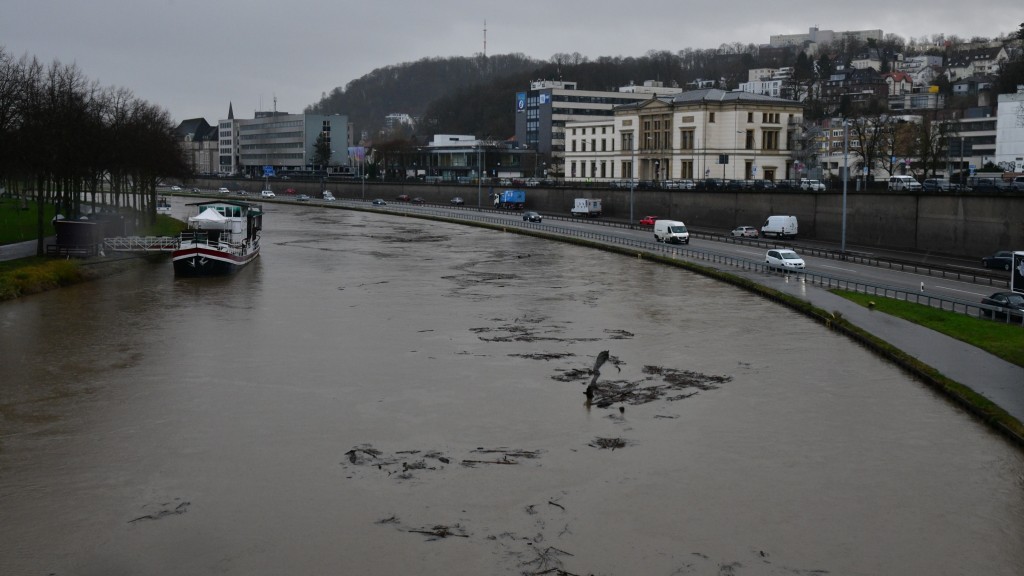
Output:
[
  {"xmin": 766, "ymin": 249, "xmax": 805, "ymax": 270},
  {"xmin": 322, "ymin": 191, "xmax": 335, "ymax": 201},
  {"xmin": 218, "ymin": 187, "xmax": 230, "ymax": 194},
  {"xmin": 260, "ymin": 190, "xmax": 276, "ymax": 198},
  {"xmin": 731, "ymin": 226, "xmax": 759, "ymax": 238},
  {"xmin": 799, "ymin": 179, "xmax": 825, "ymax": 191},
  {"xmin": 170, "ymin": 185, "xmax": 182, "ymax": 191}
]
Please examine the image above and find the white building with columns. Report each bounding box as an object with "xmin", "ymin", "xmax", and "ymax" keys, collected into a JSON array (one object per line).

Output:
[{"xmin": 563, "ymin": 89, "xmax": 805, "ymax": 184}]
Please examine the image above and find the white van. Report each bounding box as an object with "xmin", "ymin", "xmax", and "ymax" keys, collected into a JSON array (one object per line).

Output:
[
  {"xmin": 760, "ymin": 215, "xmax": 798, "ymax": 239},
  {"xmin": 888, "ymin": 175, "xmax": 922, "ymax": 191},
  {"xmin": 653, "ymin": 220, "xmax": 690, "ymax": 244}
]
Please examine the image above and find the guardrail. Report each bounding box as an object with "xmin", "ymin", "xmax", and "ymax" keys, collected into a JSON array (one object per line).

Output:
[
  {"xmin": 356, "ymin": 199, "xmax": 1023, "ymax": 327},
  {"xmin": 103, "ymin": 236, "xmax": 179, "ymax": 252}
]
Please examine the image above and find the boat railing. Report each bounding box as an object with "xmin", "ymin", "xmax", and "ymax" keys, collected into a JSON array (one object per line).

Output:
[{"xmin": 180, "ymin": 231, "xmax": 246, "ymax": 251}]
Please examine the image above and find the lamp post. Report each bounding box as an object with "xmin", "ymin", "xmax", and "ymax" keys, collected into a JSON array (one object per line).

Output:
[
  {"xmin": 842, "ymin": 118, "xmax": 848, "ymax": 253},
  {"xmin": 629, "ymin": 133, "xmax": 636, "ymax": 223},
  {"xmin": 476, "ymin": 146, "xmax": 482, "ymax": 211}
]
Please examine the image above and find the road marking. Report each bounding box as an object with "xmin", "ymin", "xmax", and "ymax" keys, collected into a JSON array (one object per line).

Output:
[{"xmin": 929, "ymin": 284, "xmax": 988, "ymax": 298}]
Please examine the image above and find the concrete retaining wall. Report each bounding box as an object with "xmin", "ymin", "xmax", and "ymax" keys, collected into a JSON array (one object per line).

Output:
[{"xmin": 200, "ymin": 179, "xmax": 1024, "ymax": 258}]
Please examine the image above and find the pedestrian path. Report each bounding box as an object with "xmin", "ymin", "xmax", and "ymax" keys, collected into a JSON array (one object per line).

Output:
[{"xmin": 757, "ymin": 270, "xmax": 1024, "ymax": 427}]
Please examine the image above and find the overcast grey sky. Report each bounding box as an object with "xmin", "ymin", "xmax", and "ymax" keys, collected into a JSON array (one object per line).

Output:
[{"xmin": 2, "ymin": 1, "xmax": 1020, "ymax": 124}]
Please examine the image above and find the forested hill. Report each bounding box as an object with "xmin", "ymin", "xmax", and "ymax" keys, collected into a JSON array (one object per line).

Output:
[{"xmin": 305, "ymin": 53, "xmax": 542, "ymax": 142}]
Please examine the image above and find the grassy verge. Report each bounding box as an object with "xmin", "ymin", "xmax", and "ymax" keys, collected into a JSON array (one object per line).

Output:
[
  {"xmin": 833, "ymin": 290, "xmax": 1024, "ymax": 368},
  {"xmin": 0, "ymin": 214, "xmax": 185, "ymax": 301},
  {"xmin": 0, "ymin": 197, "xmax": 57, "ymax": 244}
]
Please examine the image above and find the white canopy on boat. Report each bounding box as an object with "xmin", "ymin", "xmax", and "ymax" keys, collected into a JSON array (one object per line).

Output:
[{"xmin": 189, "ymin": 207, "xmax": 230, "ymax": 229}]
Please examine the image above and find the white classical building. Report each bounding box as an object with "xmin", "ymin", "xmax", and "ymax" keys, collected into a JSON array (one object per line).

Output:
[
  {"xmin": 563, "ymin": 89, "xmax": 805, "ymax": 184},
  {"xmin": 994, "ymin": 87, "xmax": 1024, "ymax": 173}
]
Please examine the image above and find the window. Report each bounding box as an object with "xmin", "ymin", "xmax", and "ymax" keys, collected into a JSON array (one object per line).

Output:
[
  {"xmin": 680, "ymin": 160, "xmax": 694, "ymax": 179},
  {"xmin": 745, "ymin": 130, "xmax": 755, "ymax": 150},
  {"xmin": 762, "ymin": 112, "xmax": 780, "ymax": 124},
  {"xmin": 679, "ymin": 129, "xmax": 695, "ymax": 150},
  {"xmin": 747, "ymin": 112, "xmax": 754, "ymax": 123},
  {"xmin": 762, "ymin": 130, "xmax": 780, "ymax": 150},
  {"xmin": 709, "ymin": 112, "xmax": 716, "ymax": 123}
]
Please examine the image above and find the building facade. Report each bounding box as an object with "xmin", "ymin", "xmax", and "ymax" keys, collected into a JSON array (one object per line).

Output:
[
  {"xmin": 563, "ymin": 89, "xmax": 805, "ymax": 184},
  {"xmin": 217, "ymin": 109, "xmax": 351, "ymax": 177},
  {"xmin": 513, "ymin": 80, "xmax": 682, "ymax": 180},
  {"xmin": 994, "ymin": 87, "xmax": 1024, "ymax": 173},
  {"xmin": 174, "ymin": 118, "xmax": 219, "ymax": 176}
]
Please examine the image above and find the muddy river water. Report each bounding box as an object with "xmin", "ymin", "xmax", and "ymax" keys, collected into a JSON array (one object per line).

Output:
[{"xmin": 1, "ymin": 202, "xmax": 1022, "ymax": 575}]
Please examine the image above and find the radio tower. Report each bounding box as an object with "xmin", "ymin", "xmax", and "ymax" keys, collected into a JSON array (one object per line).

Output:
[{"xmin": 483, "ymin": 20, "xmax": 487, "ymax": 57}]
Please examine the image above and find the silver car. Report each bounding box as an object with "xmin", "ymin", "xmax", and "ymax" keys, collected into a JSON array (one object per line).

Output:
[{"xmin": 766, "ymin": 249, "xmax": 805, "ymax": 270}]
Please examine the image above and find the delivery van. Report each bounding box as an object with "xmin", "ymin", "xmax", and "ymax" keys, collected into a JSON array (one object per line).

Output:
[
  {"xmin": 760, "ymin": 215, "xmax": 798, "ymax": 239},
  {"xmin": 653, "ymin": 219, "xmax": 690, "ymax": 244}
]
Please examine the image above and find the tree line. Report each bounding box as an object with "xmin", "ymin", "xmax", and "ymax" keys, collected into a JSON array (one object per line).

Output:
[{"xmin": 0, "ymin": 47, "xmax": 188, "ymax": 254}]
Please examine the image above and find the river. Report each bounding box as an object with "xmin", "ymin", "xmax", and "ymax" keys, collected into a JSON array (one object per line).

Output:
[{"xmin": 1, "ymin": 200, "xmax": 1022, "ymax": 575}]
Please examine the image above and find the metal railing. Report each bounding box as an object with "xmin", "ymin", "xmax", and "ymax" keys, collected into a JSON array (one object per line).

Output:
[{"xmin": 103, "ymin": 236, "xmax": 179, "ymax": 252}]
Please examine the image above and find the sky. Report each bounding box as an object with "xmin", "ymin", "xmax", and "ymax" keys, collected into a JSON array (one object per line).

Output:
[{"xmin": 2, "ymin": 1, "xmax": 1021, "ymax": 125}]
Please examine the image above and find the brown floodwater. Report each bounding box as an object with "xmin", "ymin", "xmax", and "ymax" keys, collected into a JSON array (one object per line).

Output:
[{"xmin": 1, "ymin": 201, "xmax": 1022, "ymax": 575}]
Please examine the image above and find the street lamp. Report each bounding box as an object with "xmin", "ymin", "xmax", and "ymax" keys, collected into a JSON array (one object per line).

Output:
[
  {"xmin": 842, "ymin": 118, "xmax": 848, "ymax": 253},
  {"xmin": 477, "ymin": 146, "xmax": 482, "ymax": 211},
  {"xmin": 629, "ymin": 133, "xmax": 636, "ymax": 223}
]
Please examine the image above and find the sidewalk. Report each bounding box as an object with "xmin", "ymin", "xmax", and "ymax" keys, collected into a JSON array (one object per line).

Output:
[{"xmin": 760, "ymin": 271, "xmax": 1024, "ymax": 425}]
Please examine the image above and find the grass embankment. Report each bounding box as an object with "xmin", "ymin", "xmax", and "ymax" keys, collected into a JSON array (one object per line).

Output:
[
  {"xmin": 0, "ymin": 197, "xmax": 57, "ymax": 244},
  {"xmin": 834, "ymin": 290, "xmax": 1024, "ymax": 368},
  {"xmin": 0, "ymin": 198, "xmax": 185, "ymax": 301}
]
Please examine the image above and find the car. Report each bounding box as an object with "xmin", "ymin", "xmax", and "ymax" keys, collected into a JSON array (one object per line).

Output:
[
  {"xmin": 523, "ymin": 211, "xmax": 542, "ymax": 222},
  {"xmin": 190, "ymin": 187, "xmax": 201, "ymax": 193},
  {"xmin": 922, "ymin": 178, "xmax": 959, "ymax": 192},
  {"xmin": 296, "ymin": 194, "xmax": 310, "ymax": 201},
  {"xmin": 411, "ymin": 197, "xmax": 425, "ymax": 204},
  {"xmin": 980, "ymin": 291, "xmax": 1024, "ymax": 321},
  {"xmin": 322, "ymin": 191, "xmax": 335, "ymax": 201},
  {"xmin": 260, "ymin": 190, "xmax": 276, "ymax": 198},
  {"xmin": 981, "ymin": 250, "xmax": 1015, "ymax": 270},
  {"xmin": 396, "ymin": 194, "xmax": 410, "ymax": 202},
  {"xmin": 525, "ymin": 178, "xmax": 541, "ymax": 187},
  {"xmin": 731, "ymin": 226, "xmax": 759, "ymax": 238},
  {"xmin": 170, "ymin": 185, "xmax": 182, "ymax": 191},
  {"xmin": 450, "ymin": 197, "xmax": 465, "ymax": 206},
  {"xmin": 1012, "ymin": 176, "xmax": 1024, "ymax": 191},
  {"xmin": 217, "ymin": 187, "xmax": 230, "ymax": 194},
  {"xmin": 639, "ymin": 216, "xmax": 658, "ymax": 226},
  {"xmin": 372, "ymin": 198, "xmax": 387, "ymax": 206},
  {"xmin": 236, "ymin": 190, "xmax": 248, "ymax": 196},
  {"xmin": 765, "ymin": 248, "xmax": 805, "ymax": 271},
  {"xmin": 285, "ymin": 188, "xmax": 297, "ymax": 195},
  {"xmin": 799, "ymin": 178, "xmax": 825, "ymax": 191}
]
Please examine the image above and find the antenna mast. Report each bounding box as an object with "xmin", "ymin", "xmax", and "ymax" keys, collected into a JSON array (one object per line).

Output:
[{"xmin": 483, "ymin": 19, "xmax": 487, "ymax": 57}]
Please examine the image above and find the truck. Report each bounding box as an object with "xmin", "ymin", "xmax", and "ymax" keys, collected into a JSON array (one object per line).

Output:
[
  {"xmin": 653, "ymin": 220, "xmax": 690, "ymax": 244},
  {"xmin": 760, "ymin": 215, "xmax": 798, "ymax": 239},
  {"xmin": 571, "ymin": 198, "xmax": 602, "ymax": 217},
  {"xmin": 495, "ymin": 189, "xmax": 526, "ymax": 210}
]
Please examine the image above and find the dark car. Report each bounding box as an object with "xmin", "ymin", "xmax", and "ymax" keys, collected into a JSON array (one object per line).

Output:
[
  {"xmin": 411, "ymin": 197, "xmax": 425, "ymax": 204},
  {"xmin": 980, "ymin": 291, "xmax": 1024, "ymax": 321},
  {"xmin": 372, "ymin": 198, "xmax": 387, "ymax": 206},
  {"xmin": 450, "ymin": 197, "xmax": 465, "ymax": 206},
  {"xmin": 296, "ymin": 194, "xmax": 310, "ymax": 201},
  {"xmin": 396, "ymin": 194, "xmax": 410, "ymax": 202},
  {"xmin": 523, "ymin": 211, "xmax": 542, "ymax": 222},
  {"xmin": 982, "ymin": 251, "xmax": 1014, "ymax": 271}
]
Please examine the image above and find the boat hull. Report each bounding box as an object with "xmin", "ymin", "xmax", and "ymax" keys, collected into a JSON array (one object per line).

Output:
[{"xmin": 172, "ymin": 244, "xmax": 259, "ymax": 277}]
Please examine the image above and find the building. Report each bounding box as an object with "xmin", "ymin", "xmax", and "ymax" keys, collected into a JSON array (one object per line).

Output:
[
  {"xmin": 768, "ymin": 27, "xmax": 883, "ymax": 54},
  {"xmin": 217, "ymin": 105, "xmax": 351, "ymax": 177},
  {"xmin": 409, "ymin": 135, "xmax": 539, "ymax": 183},
  {"xmin": 514, "ymin": 80, "xmax": 682, "ymax": 179},
  {"xmin": 174, "ymin": 118, "xmax": 219, "ymax": 175},
  {"xmin": 948, "ymin": 108, "xmax": 997, "ymax": 175},
  {"xmin": 563, "ymin": 89, "xmax": 804, "ymax": 184},
  {"xmin": 994, "ymin": 87, "xmax": 1024, "ymax": 173}
]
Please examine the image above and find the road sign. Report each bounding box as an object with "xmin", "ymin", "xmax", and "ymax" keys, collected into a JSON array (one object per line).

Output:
[{"xmin": 263, "ymin": 165, "xmax": 275, "ymax": 177}]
